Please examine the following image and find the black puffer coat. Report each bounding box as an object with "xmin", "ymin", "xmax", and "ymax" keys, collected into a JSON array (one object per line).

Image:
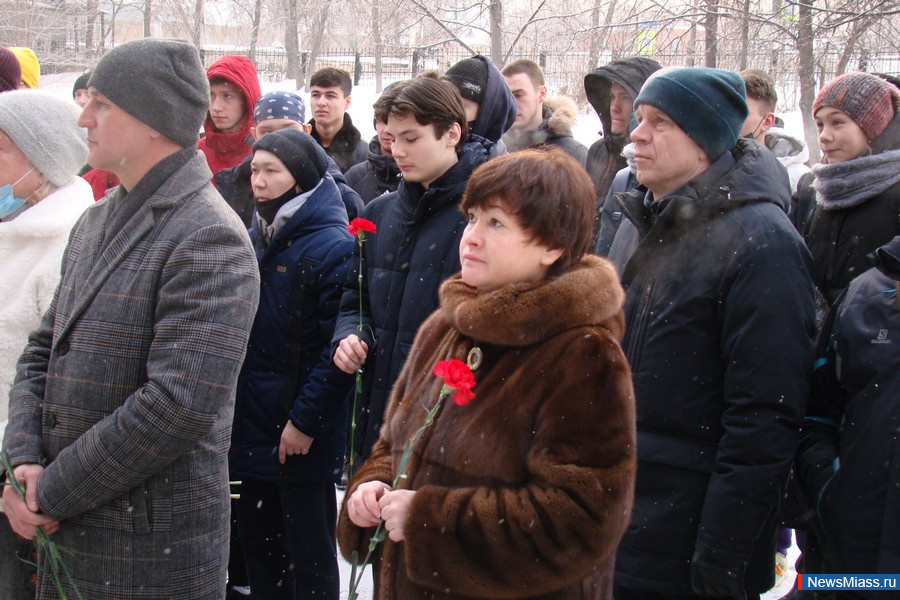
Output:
[
  {"xmin": 797, "ymin": 235, "xmax": 900, "ymax": 586},
  {"xmin": 614, "ymin": 140, "xmax": 817, "ymax": 595},
  {"xmin": 584, "ymin": 57, "xmax": 661, "ymax": 240},
  {"xmin": 344, "ymin": 136, "xmax": 401, "ymax": 203},
  {"xmin": 331, "ymin": 139, "xmax": 491, "ymax": 459}
]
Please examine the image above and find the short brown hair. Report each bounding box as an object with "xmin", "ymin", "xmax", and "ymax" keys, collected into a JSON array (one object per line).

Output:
[
  {"xmin": 740, "ymin": 68, "xmax": 777, "ymax": 113},
  {"xmin": 460, "ymin": 148, "xmax": 593, "ymax": 277},
  {"xmin": 374, "ymin": 74, "xmax": 468, "ymax": 151},
  {"xmin": 310, "ymin": 67, "xmax": 352, "ymax": 96},
  {"xmin": 501, "ymin": 59, "xmax": 545, "ymax": 88}
]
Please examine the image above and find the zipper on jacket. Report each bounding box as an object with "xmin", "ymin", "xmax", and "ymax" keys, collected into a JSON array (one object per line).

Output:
[{"xmin": 624, "ymin": 277, "xmax": 656, "ymax": 372}]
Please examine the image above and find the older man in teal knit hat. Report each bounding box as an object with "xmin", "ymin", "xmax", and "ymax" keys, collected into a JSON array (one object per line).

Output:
[{"xmin": 607, "ymin": 67, "xmax": 817, "ymax": 600}]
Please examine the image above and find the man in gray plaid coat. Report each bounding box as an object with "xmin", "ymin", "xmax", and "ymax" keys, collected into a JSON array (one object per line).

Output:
[{"xmin": 1, "ymin": 38, "xmax": 260, "ymax": 599}]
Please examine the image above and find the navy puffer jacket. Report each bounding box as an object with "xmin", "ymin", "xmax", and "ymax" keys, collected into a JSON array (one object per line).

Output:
[
  {"xmin": 332, "ymin": 139, "xmax": 491, "ymax": 460},
  {"xmin": 230, "ymin": 177, "xmax": 355, "ymax": 483}
]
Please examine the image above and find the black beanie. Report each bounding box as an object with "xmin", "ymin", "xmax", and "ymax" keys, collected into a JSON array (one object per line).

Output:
[
  {"xmin": 72, "ymin": 70, "xmax": 91, "ymax": 97},
  {"xmin": 89, "ymin": 39, "xmax": 209, "ymax": 148},
  {"xmin": 445, "ymin": 57, "xmax": 489, "ymax": 103},
  {"xmin": 252, "ymin": 129, "xmax": 328, "ymax": 195}
]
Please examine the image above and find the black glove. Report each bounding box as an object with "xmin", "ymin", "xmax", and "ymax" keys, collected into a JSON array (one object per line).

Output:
[{"xmin": 691, "ymin": 551, "xmax": 747, "ymax": 600}]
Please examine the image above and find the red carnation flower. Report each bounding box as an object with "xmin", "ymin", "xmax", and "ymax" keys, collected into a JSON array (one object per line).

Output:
[
  {"xmin": 433, "ymin": 359, "xmax": 476, "ymax": 406},
  {"xmin": 348, "ymin": 218, "xmax": 377, "ymax": 237}
]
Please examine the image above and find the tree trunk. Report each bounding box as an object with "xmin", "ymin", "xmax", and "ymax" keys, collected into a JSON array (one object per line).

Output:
[
  {"xmin": 373, "ymin": 0, "xmax": 383, "ymax": 93},
  {"xmin": 304, "ymin": 7, "xmax": 330, "ymax": 89},
  {"xmin": 143, "ymin": 0, "xmax": 151, "ymax": 37},
  {"xmin": 798, "ymin": 0, "xmax": 819, "ymax": 163},
  {"xmin": 739, "ymin": 0, "xmax": 750, "ymax": 70},
  {"xmin": 84, "ymin": 0, "xmax": 98, "ymax": 55},
  {"xmin": 284, "ymin": 0, "xmax": 300, "ymax": 82},
  {"xmin": 191, "ymin": 0, "xmax": 203, "ymax": 48},
  {"xmin": 704, "ymin": 0, "xmax": 718, "ymax": 68},
  {"xmin": 249, "ymin": 0, "xmax": 262, "ymax": 64},
  {"xmin": 489, "ymin": 0, "xmax": 503, "ymax": 66}
]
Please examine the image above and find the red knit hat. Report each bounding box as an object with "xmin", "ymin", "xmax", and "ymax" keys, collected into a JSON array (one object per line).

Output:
[
  {"xmin": 0, "ymin": 47, "xmax": 21, "ymax": 93},
  {"xmin": 813, "ymin": 72, "xmax": 900, "ymax": 142}
]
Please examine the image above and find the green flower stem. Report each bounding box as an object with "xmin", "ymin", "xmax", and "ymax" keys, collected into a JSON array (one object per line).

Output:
[
  {"xmin": 346, "ymin": 388, "xmax": 450, "ymax": 599},
  {"xmin": 1, "ymin": 452, "xmax": 84, "ymax": 600},
  {"xmin": 348, "ymin": 234, "xmax": 367, "ymax": 481}
]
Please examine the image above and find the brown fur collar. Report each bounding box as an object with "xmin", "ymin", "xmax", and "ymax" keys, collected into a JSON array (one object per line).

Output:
[
  {"xmin": 439, "ymin": 254, "xmax": 624, "ymax": 346},
  {"xmin": 543, "ymin": 95, "xmax": 580, "ymax": 136}
]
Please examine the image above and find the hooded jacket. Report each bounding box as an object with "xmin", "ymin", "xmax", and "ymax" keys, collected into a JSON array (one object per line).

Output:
[
  {"xmin": 345, "ymin": 135, "xmax": 401, "ymax": 203},
  {"xmin": 464, "ymin": 55, "xmax": 517, "ymax": 147},
  {"xmin": 230, "ymin": 177, "xmax": 355, "ymax": 483},
  {"xmin": 198, "ymin": 55, "xmax": 262, "ymax": 176},
  {"xmin": 501, "ymin": 96, "xmax": 588, "ymax": 165},
  {"xmin": 797, "ymin": 235, "xmax": 900, "ymax": 586},
  {"xmin": 310, "ymin": 113, "xmax": 369, "ymax": 173},
  {"xmin": 764, "ymin": 127, "xmax": 810, "ymax": 193},
  {"xmin": 584, "ymin": 57, "xmax": 661, "ymax": 238},
  {"xmin": 338, "ymin": 256, "xmax": 636, "ymax": 600},
  {"xmin": 613, "ymin": 139, "xmax": 816, "ymax": 595},
  {"xmin": 331, "ymin": 138, "xmax": 491, "ymax": 461}
]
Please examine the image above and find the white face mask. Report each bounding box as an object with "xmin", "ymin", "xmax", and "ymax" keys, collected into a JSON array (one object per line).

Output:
[{"xmin": 0, "ymin": 167, "xmax": 35, "ymax": 218}]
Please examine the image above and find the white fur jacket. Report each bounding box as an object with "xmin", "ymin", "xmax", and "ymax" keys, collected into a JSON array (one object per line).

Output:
[{"xmin": 0, "ymin": 177, "xmax": 93, "ymax": 423}]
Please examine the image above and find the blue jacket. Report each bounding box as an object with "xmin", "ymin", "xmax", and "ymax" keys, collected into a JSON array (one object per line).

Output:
[
  {"xmin": 332, "ymin": 139, "xmax": 490, "ymax": 460},
  {"xmin": 614, "ymin": 140, "xmax": 817, "ymax": 594},
  {"xmin": 230, "ymin": 177, "xmax": 355, "ymax": 483}
]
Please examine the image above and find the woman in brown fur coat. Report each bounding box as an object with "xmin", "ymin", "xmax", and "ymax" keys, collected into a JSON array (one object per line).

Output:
[{"xmin": 338, "ymin": 148, "xmax": 636, "ymax": 600}]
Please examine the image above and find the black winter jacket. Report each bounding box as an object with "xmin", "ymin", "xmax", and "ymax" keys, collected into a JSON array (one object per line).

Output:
[
  {"xmin": 331, "ymin": 139, "xmax": 490, "ymax": 460},
  {"xmin": 230, "ymin": 178, "xmax": 355, "ymax": 483},
  {"xmin": 614, "ymin": 140, "xmax": 817, "ymax": 594},
  {"xmin": 797, "ymin": 235, "xmax": 899, "ymax": 586},
  {"xmin": 310, "ymin": 113, "xmax": 369, "ymax": 173},
  {"xmin": 344, "ymin": 136, "xmax": 401, "ymax": 203},
  {"xmin": 800, "ymin": 113, "xmax": 900, "ymax": 307},
  {"xmin": 584, "ymin": 57, "xmax": 661, "ymax": 240}
]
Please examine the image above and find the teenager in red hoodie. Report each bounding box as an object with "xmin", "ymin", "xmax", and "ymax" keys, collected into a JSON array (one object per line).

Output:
[{"xmin": 198, "ymin": 55, "xmax": 262, "ymax": 176}]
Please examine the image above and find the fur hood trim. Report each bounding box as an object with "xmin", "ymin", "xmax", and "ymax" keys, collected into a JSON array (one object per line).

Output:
[
  {"xmin": 440, "ymin": 254, "xmax": 624, "ymax": 346},
  {"xmin": 543, "ymin": 96, "xmax": 579, "ymax": 136}
]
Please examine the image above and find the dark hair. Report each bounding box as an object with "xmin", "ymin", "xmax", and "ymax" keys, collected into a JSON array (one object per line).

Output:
[
  {"xmin": 740, "ymin": 68, "xmax": 777, "ymax": 113},
  {"xmin": 501, "ymin": 59, "xmax": 545, "ymax": 87},
  {"xmin": 460, "ymin": 148, "xmax": 594, "ymax": 276},
  {"xmin": 310, "ymin": 67, "xmax": 352, "ymax": 96},
  {"xmin": 374, "ymin": 74, "xmax": 468, "ymax": 150}
]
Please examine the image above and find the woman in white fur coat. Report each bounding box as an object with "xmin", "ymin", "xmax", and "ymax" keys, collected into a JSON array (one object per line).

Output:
[{"xmin": 0, "ymin": 90, "xmax": 91, "ymax": 600}]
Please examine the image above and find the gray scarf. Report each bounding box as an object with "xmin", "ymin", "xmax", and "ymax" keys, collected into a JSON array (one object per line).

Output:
[{"xmin": 812, "ymin": 148, "xmax": 900, "ymax": 210}]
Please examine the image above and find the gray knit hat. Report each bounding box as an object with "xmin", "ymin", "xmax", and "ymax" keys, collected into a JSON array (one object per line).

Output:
[
  {"xmin": 89, "ymin": 39, "xmax": 209, "ymax": 147},
  {"xmin": 0, "ymin": 90, "xmax": 87, "ymax": 187}
]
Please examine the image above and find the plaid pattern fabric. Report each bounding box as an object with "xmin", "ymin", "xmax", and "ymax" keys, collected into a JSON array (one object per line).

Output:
[{"xmin": 3, "ymin": 153, "xmax": 260, "ymax": 599}]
